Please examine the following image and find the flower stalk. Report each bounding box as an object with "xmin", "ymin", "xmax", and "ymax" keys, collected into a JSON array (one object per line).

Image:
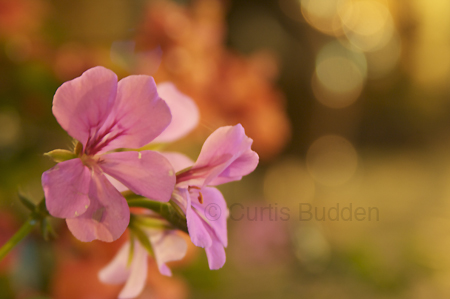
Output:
[
  {"xmin": 126, "ymin": 196, "xmax": 188, "ymax": 234},
  {"xmin": 0, "ymin": 198, "xmax": 54, "ymax": 261},
  {"xmin": 0, "ymin": 216, "xmax": 37, "ymax": 260},
  {"xmin": 0, "ymin": 193, "xmax": 189, "ymax": 262}
]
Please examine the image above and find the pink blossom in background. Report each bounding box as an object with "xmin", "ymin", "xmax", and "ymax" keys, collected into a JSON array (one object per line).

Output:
[
  {"xmin": 152, "ymin": 82, "xmax": 199, "ymax": 144},
  {"xmin": 166, "ymin": 124, "xmax": 259, "ymax": 269},
  {"xmin": 230, "ymin": 203, "xmax": 292, "ymax": 268},
  {"xmin": 42, "ymin": 66, "xmax": 176, "ymax": 242}
]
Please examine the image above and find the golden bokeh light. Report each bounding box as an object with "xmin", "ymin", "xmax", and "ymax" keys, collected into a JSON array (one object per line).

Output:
[
  {"xmin": 408, "ymin": 0, "xmax": 450, "ymax": 88},
  {"xmin": 300, "ymin": 0, "xmax": 345, "ymax": 36},
  {"xmin": 306, "ymin": 135, "xmax": 358, "ymax": 186},
  {"xmin": 339, "ymin": 0, "xmax": 395, "ymax": 52},
  {"xmin": 316, "ymin": 57, "xmax": 362, "ymax": 94},
  {"xmin": 312, "ymin": 41, "xmax": 366, "ymax": 108}
]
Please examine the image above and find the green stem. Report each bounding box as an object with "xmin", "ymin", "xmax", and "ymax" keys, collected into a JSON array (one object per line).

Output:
[
  {"xmin": 0, "ymin": 216, "xmax": 38, "ymax": 260},
  {"xmin": 127, "ymin": 198, "xmax": 188, "ymax": 234}
]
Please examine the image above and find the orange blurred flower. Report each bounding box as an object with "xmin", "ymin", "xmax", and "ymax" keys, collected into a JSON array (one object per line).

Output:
[
  {"xmin": 135, "ymin": 0, "xmax": 291, "ymax": 159},
  {"xmin": 0, "ymin": 0, "xmax": 46, "ymax": 38}
]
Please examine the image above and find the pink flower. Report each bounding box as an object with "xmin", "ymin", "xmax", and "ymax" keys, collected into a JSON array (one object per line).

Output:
[
  {"xmin": 96, "ymin": 83, "xmax": 196, "ymax": 299},
  {"xmin": 42, "ymin": 66, "xmax": 177, "ymax": 242},
  {"xmin": 166, "ymin": 124, "xmax": 259, "ymax": 269},
  {"xmin": 98, "ymin": 229, "xmax": 187, "ymax": 299},
  {"xmin": 104, "ymin": 82, "xmax": 200, "ymax": 193}
]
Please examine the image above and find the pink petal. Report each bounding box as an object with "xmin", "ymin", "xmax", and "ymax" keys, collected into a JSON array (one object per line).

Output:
[
  {"xmin": 118, "ymin": 241, "xmax": 148, "ymax": 299},
  {"xmin": 205, "ymin": 238, "xmax": 226, "ymax": 270},
  {"xmin": 98, "ymin": 242, "xmax": 132, "ymax": 284},
  {"xmin": 152, "ymin": 82, "xmax": 199, "ymax": 143},
  {"xmin": 42, "ymin": 158, "xmax": 91, "ymax": 219},
  {"xmin": 66, "ymin": 171, "xmax": 130, "ymax": 242},
  {"xmin": 178, "ymin": 124, "xmax": 259, "ymax": 187},
  {"xmin": 186, "ymin": 195, "xmax": 213, "ymax": 248},
  {"xmin": 148, "ymin": 230, "xmax": 187, "ymax": 276},
  {"xmin": 174, "ymin": 188, "xmax": 227, "ymax": 269},
  {"xmin": 158, "ymin": 264, "xmax": 171, "ymax": 277},
  {"xmin": 191, "ymin": 187, "xmax": 228, "ymax": 247},
  {"xmin": 104, "ymin": 174, "xmax": 128, "ymax": 193},
  {"xmin": 198, "ymin": 124, "xmax": 258, "ymax": 186},
  {"xmin": 161, "ymin": 152, "xmax": 194, "ymax": 173},
  {"xmin": 93, "ymin": 75, "xmax": 172, "ymax": 154},
  {"xmin": 52, "ymin": 66, "xmax": 117, "ymax": 147},
  {"xmin": 100, "ymin": 151, "xmax": 176, "ymax": 202},
  {"xmin": 209, "ymin": 147, "xmax": 259, "ymax": 186}
]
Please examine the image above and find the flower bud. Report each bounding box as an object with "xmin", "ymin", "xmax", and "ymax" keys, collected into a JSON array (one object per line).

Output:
[{"xmin": 44, "ymin": 149, "xmax": 77, "ymax": 163}]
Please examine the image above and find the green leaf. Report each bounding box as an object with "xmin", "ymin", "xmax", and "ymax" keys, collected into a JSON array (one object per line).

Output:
[
  {"xmin": 130, "ymin": 226, "xmax": 154, "ymax": 256},
  {"xmin": 17, "ymin": 192, "xmax": 35, "ymax": 211},
  {"xmin": 41, "ymin": 217, "xmax": 49, "ymax": 241},
  {"xmin": 127, "ymin": 234, "xmax": 135, "ymax": 267},
  {"xmin": 37, "ymin": 198, "xmax": 49, "ymax": 216},
  {"xmin": 132, "ymin": 215, "xmax": 172, "ymax": 229}
]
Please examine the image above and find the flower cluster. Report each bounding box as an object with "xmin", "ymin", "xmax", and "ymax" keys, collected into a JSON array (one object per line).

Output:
[{"xmin": 42, "ymin": 66, "xmax": 259, "ymax": 298}]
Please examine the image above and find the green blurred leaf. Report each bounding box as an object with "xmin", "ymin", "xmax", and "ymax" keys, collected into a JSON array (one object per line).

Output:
[
  {"xmin": 130, "ymin": 226, "xmax": 153, "ymax": 256},
  {"xmin": 17, "ymin": 192, "xmax": 36, "ymax": 211},
  {"xmin": 127, "ymin": 234, "xmax": 135, "ymax": 267}
]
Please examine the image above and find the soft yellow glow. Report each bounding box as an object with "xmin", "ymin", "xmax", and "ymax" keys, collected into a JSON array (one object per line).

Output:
[
  {"xmin": 312, "ymin": 73, "xmax": 363, "ymax": 109},
  {"xmin": 306, "ymin": 135, "xmax": 358, "ymax": 186},
  {"xmin": 0, "ymin": 110, "xmax": 21, "ymax": 148},
  {"xmin": 339, "ymin": 0, "xmax": 394, "ymax": 51},
  {"xmin": 313, "ymin": 42, "xmax": 366, "ymax": 108},
  {"xmin": 316, "ymin": 56, "xmax": 364, "ymax": 93},
  {"xmin": 300, "ymin": 0, "xmax": 345, "ymax": 36},
  {"xmin": 365, "ymin": 33, "xmax": 401, "ymax": 79},
  {"xmin": 264, "ymin": 157, "xmax": 315, "ymax": 205},
  {"xmin": 293, "ymin": 224, "xmax": 330, "ymax": 272},
  {"xmin": 409, "ymin": 0, "xmax": 450, "ymax": 88}
]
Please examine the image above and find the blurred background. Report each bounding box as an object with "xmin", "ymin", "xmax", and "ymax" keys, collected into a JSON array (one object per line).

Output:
[{"xmin": 1, "ymin": 0, "xmax": 450, "ymax": 298}]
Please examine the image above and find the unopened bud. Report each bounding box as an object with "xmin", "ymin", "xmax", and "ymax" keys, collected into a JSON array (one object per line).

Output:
[{"xmin": 44, "ymin": 149, "xmax": 77, "ymax": 163}]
